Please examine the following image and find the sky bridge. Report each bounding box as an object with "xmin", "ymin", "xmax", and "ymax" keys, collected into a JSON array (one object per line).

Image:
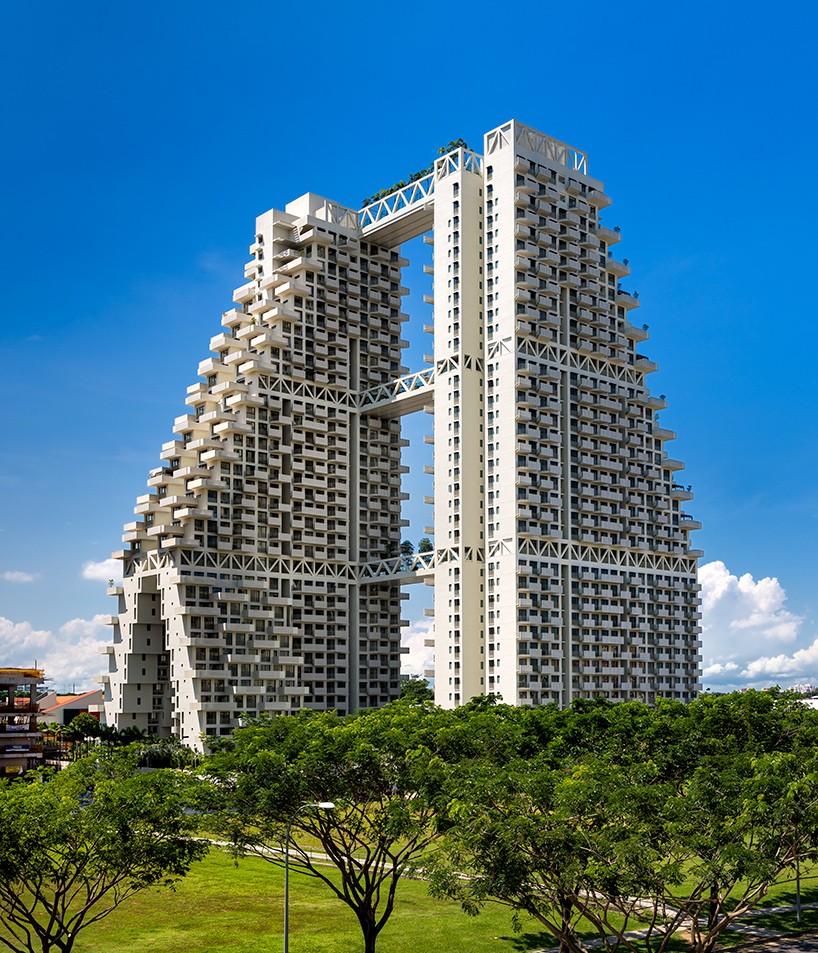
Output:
[
  {"xmin": 358, "ymin": 366, "xmax": 434, "ymax": 418},
  {"xmin": 358, "ymin": 551, "xmax": 435, "ymax": 585},
  {"xmin": 358, "ymin": 147, "xmax": 483, "ymax": 246}
]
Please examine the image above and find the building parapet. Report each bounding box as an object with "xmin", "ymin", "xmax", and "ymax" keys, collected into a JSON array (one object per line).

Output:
[{"xmin": 485, "ymin": 119, "xmax": 589, "ymax": 176}]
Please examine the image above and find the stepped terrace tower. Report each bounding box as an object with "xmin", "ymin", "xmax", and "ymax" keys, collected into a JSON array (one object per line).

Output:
[{"xmin": 102, "ymin": 120, "xmax": 702, "ymax": 746}]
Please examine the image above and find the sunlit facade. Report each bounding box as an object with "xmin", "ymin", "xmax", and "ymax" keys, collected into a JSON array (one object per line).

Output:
[{"xmin": 102, "ymin": 121, "xmax": 701, "ymax": 747}]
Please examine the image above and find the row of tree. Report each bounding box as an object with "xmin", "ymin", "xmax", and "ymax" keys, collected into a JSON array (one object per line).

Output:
[
  {"xmin": 204, "ymin": 690, "xmax": 818, "ymax": 953},
  {"xmin": 42, "ymin": 713, "xmax": 197, "ymax": 765},
  {"xmin": 4, "ymin": 691, "xmax": 818, "ymax": 953}
]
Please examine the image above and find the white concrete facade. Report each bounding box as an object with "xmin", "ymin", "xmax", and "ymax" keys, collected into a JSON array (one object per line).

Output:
[{"xmin": 102, "ymin": 121, "xmax": 701, "ymax": 747}]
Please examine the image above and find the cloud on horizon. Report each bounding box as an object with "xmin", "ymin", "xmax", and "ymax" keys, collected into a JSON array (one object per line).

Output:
[
  {"xmin": 0, "ymin": 615, "xmax": 109, "ymax": 690},
  {"xmin": 698, "ymin": 560, "xmax": 818, "ymax": 689}
]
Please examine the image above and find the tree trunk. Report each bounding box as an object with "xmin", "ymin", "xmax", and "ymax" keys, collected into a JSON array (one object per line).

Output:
[
  {"xmin": 362, "ymin": 923, "xmax": 378, "ymax": 953},
  {"xmin": 357, "ymin": 909, "xmax": 379, "ymax": 953}
]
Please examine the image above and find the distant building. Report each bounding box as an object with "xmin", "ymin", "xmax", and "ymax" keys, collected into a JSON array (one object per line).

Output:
[
  {"xmin": 0, "ymin": 668, "xmax": 45, "ymax": 776},
  {"xmin": 102, "ymin": 120, "xmax": 701, "ymax": 749},
  {"xmin": 38, "ymin": 690, "xmax": 104, "ymax": 727}
]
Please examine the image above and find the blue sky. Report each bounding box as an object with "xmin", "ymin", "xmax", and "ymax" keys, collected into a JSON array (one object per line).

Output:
[{"xmin": 1, "ymin": 1, "xmax": 816, "ymax": 692}]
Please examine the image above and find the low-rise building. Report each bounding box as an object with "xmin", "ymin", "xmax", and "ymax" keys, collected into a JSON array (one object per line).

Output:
[
  {"xmin": 38, "ymin": 690, "xmax": 104, "ymax": 727},
  {"xmin": 0, "ymin": 668, "xmax": 45, "ymax": 776}
]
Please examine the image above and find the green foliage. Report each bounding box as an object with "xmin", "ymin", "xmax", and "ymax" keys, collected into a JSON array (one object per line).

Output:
[
  {"xmin": 436, "ymin": 138, "xmax": 469, "ymax": 155},
  {"xmin": 417, "ymin": 537, "xmax": 433, "ymax": 553},
  {"xmin": 399, "ymin": 678, "xmax": 434, "ymax": 703},
  {"xmin": 11, "ymin": 693, "xmax": 818, "ymax": 952},
  {"xmin": 63, "ymin": 712, "xmax": 102, "ymax": 742},
  {"xmin": 0, "ymin": 750, "xmax": 208, "ymax": 953},
  {"xmin": 204, "ymin": 702, "xmax": 460, "ymax": 953},
  {"xmin": 417, "ymin": 690, "xmax": 818, "ymax": 952},
  {"xmin": 361, "ymin": 140, "xmax": 468, "ymax": 207}
]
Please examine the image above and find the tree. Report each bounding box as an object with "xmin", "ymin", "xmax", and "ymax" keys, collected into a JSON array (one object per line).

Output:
[
  {"xmin": 399, "ymin": 678, "xmax": 434, "ymax": 702},
  {"xmin": 431, "ymin": 755, "xmax": 676, "ymax": 953},
  {"xmin": 432, "ymin": 695, "xmax": 818, "ymax": 953},
  {"xmin": 437, "ymin": 138, "xmax": 469, "ymax": 155},
  {"xmin": 63, "ymin": 712, "xmax": 102, "ymax": 761},
  {"xmin": 648, "ymin": 749, "xmax": 818, "ymax": 953},
  {"xmin": 417, "ymin": 537, "xmax": 433, "ymax": 554},
  {"xmin": 63, "ymin": 712, "xmax": 100, "ymax": 741},
  {"xmin": 0, "ymin": 750, "xmax": 208, "ymax": 953},
  {"xmin": 205, "ymin": 702, "xmax": 455, "ymax": 953}
]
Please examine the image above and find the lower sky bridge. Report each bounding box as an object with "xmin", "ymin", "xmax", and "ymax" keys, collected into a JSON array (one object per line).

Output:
[
  {"xmin": 358, "ymin": 551, "xmax": 435, "ymax": 585},
  {"xmin": 357, "ymin": 367, "xmax": 434, "ymax": 418}
]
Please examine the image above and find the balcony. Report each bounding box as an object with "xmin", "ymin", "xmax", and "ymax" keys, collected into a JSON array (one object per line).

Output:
[
  {"xmin": 633, "ymin": 355, "xmax": 658, "ymax": 374},
  {"xmin": 594, "ymin": 225, "xmax": 621, "ymax": 245}
]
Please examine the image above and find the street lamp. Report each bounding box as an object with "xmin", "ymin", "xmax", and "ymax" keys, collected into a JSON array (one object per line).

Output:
[{"xmin": 284, "ymin": 801, "xmax": 335, "ymax": 953}]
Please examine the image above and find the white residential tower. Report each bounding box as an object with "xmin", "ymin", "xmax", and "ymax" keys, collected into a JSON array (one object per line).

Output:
[{"xmin": 102, "ymin": 121, "xmax": 701, "ymax": 746}]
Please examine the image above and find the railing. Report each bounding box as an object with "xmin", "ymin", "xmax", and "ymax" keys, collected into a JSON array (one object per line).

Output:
[
  {"xmin": 485, "ymin": 120, "xmax": 589, "ymax": 176},
  {"xmin": 358, "ymin": 147, "xmax": 483, "ymax": 232},
  {"xmin": 358, "ymin": 366, "xmax": 435, "ymax": 410},
  {"xmin": 359, "ymin": 551, "xmax": 435, "ymax": 581},
  {"xmin": 434, "ymin": 147, "xmax": 483, "ymax": 180},
  {"xmin": 359, "ymin": 173, "xmax": 435, "ymax": 230}
]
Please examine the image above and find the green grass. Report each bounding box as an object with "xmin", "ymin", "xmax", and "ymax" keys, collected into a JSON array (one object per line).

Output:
[
  {"xmin": 66, "ymin": 849, "xmax": 552, "ymax": 953},
  {"xmin": 8, "ymin": 851, "xmax": 818, "ymax": 953}
]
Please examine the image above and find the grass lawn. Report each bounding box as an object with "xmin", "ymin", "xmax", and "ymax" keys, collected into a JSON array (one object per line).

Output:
[
  {"xmin": 9, "ymin": 849, "xmax": 818, "ymax": 953},
  {"xmin": 66, "ymin": 849, "xmax": 552, "ymax": 953}
]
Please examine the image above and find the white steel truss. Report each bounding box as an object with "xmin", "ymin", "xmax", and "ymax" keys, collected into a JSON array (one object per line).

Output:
[
  {"xmin": 358, "ymin": 366, "xmax": 435, "ymax": 417},
  {"xmin": 485, "ymin": 120, "xmax": 589, "ymax": 175}
]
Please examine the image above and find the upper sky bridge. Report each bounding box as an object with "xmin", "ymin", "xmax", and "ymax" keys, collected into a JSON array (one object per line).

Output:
[{"xmin": 357, "ymin": 147, "xmax": 483, "ymax": 247}]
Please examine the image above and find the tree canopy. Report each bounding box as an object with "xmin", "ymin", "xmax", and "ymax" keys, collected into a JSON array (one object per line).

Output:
[
  {"xmin": 0, "ymin": 751, "xmax": 208, "ymax": 953},
  {"xmin": 205, "ymin": 701, "xmax": 460, "ymax": 953},
  {"xmin": 31, "ymin": 688, "xmax": 810, "ymax": 953},
  {"xmin": 429, "ymin": 690, "xmax": 818, "ymax": 953}
]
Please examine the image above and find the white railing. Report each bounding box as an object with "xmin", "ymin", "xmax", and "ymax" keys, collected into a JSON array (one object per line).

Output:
[
  {"xmin": 359, "ymin": 550, "xmax": 435, "ymax": 581},
  {"xmin": 359, "ymin": 173, "xmax": 436, "ymax": 230},
  {"xmin": 434, "ymin": 147, "xmax": 482, "ymax": 180},
  {"xmin": 358, "ymin": 147, "xmax": 483, "ymax": 233},
  {"xmin": 485, "ymin": 121, "xmax": 588, "ymax": 175},
  {"xmin": 358, "ymin": 366, "xmax": 435, "ymax": 410}
]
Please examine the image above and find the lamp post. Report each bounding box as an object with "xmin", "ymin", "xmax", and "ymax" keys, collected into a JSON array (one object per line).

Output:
[{"xmin": 284, "ymin": 801, "xmax": 334, "ymax": 953}]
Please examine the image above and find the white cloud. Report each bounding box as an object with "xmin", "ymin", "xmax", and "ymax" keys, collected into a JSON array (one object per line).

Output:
[
  {"xmin": 0, "ymin": 615, "xmax": 109, "ymax": 690},
  {"xmin": 2, "ymin": 570, "xmax": 39, "ymax": 583},
  {"xmin": 401, "ymin": 617, "xmax": 435, "ymax": 678},
  {"xmin": 81, "ymin": 558, "xmax": 122, "ymax": 583},
  {"xmin": 702, "ymin": 661, "xmax": 739, "ymax": 677},
  {"xmin": 741, "ymin": 639, "xmax": 818, "ymax": 681},
  {"xmin": 60, "ymin": 615, "xmax": 112, "ymax": 638},
  {"xmin": 700, "ymin": 560, "xmax": 817, "ymax": 689},
  {"xmin": 0, "ymin": 618, "xmax": 52, "ymax": 658}
]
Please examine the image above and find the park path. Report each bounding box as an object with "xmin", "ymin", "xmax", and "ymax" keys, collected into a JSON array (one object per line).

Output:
[{"xmin": 533, "ymin": 901, "xmax": 818, "ymax": 952}]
